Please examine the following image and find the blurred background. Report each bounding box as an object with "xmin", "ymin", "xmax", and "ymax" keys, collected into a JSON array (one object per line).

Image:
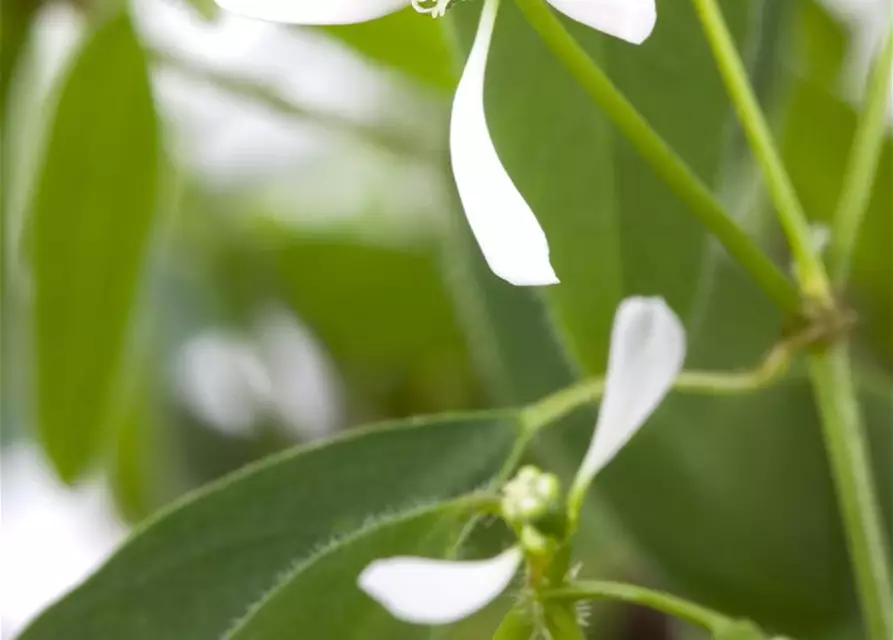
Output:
[{"xmin": 1, "ymin": 0, "xmax": 890, "ymax": 637}]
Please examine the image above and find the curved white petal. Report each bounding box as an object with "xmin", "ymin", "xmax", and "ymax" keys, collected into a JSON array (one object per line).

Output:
[
  {"xmin": 546, "ymin": 0, "xmax": 656, "ymax": 44},
  {"xmin": 450, "ymin": 0, "xmax": 558, "ymax": 286},
  {"xmin": 577, "ymin": 297, "xmax": 685, "ymax": 484},
  {"xmin": 214, "ymin": 0, "xmax": 409, "ymax": 25},
  {"xmin": 358, "ymin": 546, "xmax": 522, "ymax": 624}
]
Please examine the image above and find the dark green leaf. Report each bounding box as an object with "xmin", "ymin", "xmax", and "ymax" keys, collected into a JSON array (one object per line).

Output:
[
  {"xmin": 30, "ymin": 13, "xmax": 159, "ymax": 481},
  {"xmin": 224, "ymin": 500, "xmax": 474, "ymax": 640},
  {"xmin": 20, "ymin": 413, "xmax": 518, "ymax": 640}
]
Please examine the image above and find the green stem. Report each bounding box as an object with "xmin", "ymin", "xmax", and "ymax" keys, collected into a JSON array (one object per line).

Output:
[
  {"xmin": 693, "ymin": 4, "xmax": 893, "ymax": 636},
  {"xmin": 690, "ymin": 0, "xmax": 832, "ymax": 304},
  {"xmin": 544, "ymin": 581, "xmax": 730, "ymax": 631},
  {"xmin": 808, "ymin": 346, "xmax": 893, "ymax": 640},
  {"xmin": 829, "ymin": 26, "xmax": 893, "ymax": 287},
  {"xmin": 521, "ymin": 343, "xmax": 793, "ymax": 433},
  {"xmin": 513, "ymin": 0, "xmax": 800, "ymax": 315}
]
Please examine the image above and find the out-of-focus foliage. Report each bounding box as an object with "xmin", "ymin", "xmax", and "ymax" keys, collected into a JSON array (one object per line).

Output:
[
  {"xmin": 2, "ymin": 0, "xmax": 890, "ymax": 638},
  {"xmin": 322, "ymin": 7, "xmax": 457, "ymax": 92},
  {"xmin": 30, "ymin": 13, "xmax": 158, "ymax": 481}
]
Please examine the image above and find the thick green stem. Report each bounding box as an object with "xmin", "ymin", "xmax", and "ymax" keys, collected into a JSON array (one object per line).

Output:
[
  {"xmin": 544, "ymin": 581, "xmax": 730, "ymax": 631},
  {"xmin": 829, "ymin": 26, "xmax": 893, "ymax": 287},
  {"xmin": 809, "ymin": 347, "xmax": 893, "ymax": 640},
  {"xmin": 513, "ymin": 0, "xmax": 800, "ymax": 315},
  {"xmin": 690, "ymin": 0, "xmax": 832, "ymax": 304}
]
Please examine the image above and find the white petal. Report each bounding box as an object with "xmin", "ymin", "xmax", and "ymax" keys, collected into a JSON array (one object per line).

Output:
[
  {"xmin": 577, "ymin": 297, "xmax": 685, "ymax": 483},
  {"xmin": 450, "ymin": 0, "xmax": 558, "ymax": 286},
  {"xmin": 546, "ymin": 0, "xmax": 656, "ymax": 44},
  {"xmin": 358, "ymin": 546, "xmax": 523, "ymax": 624},
  {"xmin": 214, "ymin": 0, "xmax": 408, "ymax": 25}
]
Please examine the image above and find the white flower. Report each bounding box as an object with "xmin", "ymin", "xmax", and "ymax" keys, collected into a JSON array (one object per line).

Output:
[
  {"xmin": 213, "ymin": 0, "xmax": 657, "ymax": 286},
  {"xmin": 358, "ymin": 546, "xmax": 523, "ymax": 624},
  {"xmin": 571, "ymin": 296, "xmax": 686, "ymax": 501},
  {"xmin": 356, "ymin": 296, "xmax": 684, "ymax": 625}
]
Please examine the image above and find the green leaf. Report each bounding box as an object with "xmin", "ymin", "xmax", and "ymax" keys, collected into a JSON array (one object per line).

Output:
[
  {"xmin": 224, "ymin": 499, "xmax": 474, "ymax": 639},
  {"xmin": 181, "ymin": 0, "xmax": 219, "ymax": 20},
  {"xmin": 321, "ymin": 8, "xmax": 456, "ymax": 91},
  {"xmin": 439, "ymin": 182, "xmax": 578, "ymax": 407},
  {"xmin": 714, "ymin": 620, "xmax": 766, "ymax": 640},
  {"xmin": 451, "ymin": 0, "xmax": 759, "ymax": 371},
  {"xmin": 30, "ymin": 13, "xmax": 159, "ymax": 481},
  {"xmin": 791, "ymin": 0, "xmax": 847, "ymax": 91},
  {"xmin": 491, "ymin": 608, "xmax": 536, "ymax": 640},
  {"xmin": 273, "ymin": 233, "xmax": 468, "ymax": 368},
  {"xmin": 20, "ymin": 413, "xmax": 519, "ymax": 640}
]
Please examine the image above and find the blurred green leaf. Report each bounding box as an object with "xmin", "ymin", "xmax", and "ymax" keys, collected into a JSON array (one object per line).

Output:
[
  {"xmin": 274, "ymin": 234, "xmax": 467, "ymax": 368},
  {"xmin": 0, "ymin": 0, "xmax": 38, "ymax": 120},
  {"xmin": 792, "ymin": 0, "xmax": 847, "ymax": 91},
  {"xmin": 20, "ymin": 412, "xmax": 518, "ymax": 639},
  {"xmin": 440, "ymin": 184, "xmax": 577, "ymax": 407},
  {"xmin": 321, "ymin": 7, "xmax": 456, "ymax": 91},
  {"xmin": 181, "ymin": 0, "xmax": 219, "ymax": 20},
  {"xmin": 30, "ymin": 13, "xmax": 158, "ymax": 481},
  {"xmin": 714, "ymin": 620, "xmax": 766, "ymax": 640},
  {"xmin": 491, "ymin": 608, "xmax": 536, "ymax": 640},
  {"xmin": 224, "ymin": 500, "xmax": 470, "ymax": 639}
]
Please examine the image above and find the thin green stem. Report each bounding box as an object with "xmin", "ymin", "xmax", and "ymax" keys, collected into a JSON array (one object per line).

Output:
[
  {"xmin": 513, "ymin": 0, "xmax": 800, "ymax": 315},
  {"xmin": 808, "ymin": 346, "xmax": 893, "ymax": 640},
  {"xmin": 544, "ymin": 581, "xmax": 730, "ymax": 631},
  {"xmin": 521, "ymin": 343, "xmax": 793, "ymax": 433},
  {"xmin": 690, "ymin": 0, "xmax": 832, "ymax": 303},
  {"xmin": 829, "ymin": 26, "xmax": 893, "ymax": 287}
]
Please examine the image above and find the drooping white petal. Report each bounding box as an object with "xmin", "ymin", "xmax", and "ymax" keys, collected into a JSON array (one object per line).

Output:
[
  {"xmin": 450, "ymin": 0, "xmax": 558, "ymax": 286},
  {"xmin": 358, "ymin": 546, "xmax": 523, "ymax": 624},
  {"xmin": 214, "ymin": 0, "xmax": 409, "ymax": 25},
  {"xmin": 546, "ymin": 0, "xmax": 656, "ymax": 45},
  {"xmin": 577, "ymin": 297, "xmax": 685, "ymax": 484}
]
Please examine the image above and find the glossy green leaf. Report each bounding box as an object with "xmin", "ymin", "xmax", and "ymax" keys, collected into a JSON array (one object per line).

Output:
[
  {"xmin": 19, "ymin": 413, "xmax": 518, "ymax": 640},
  {"xmin": 321, "ymin": 8, "xmax": 456, "ymax": 91},
  {"xmin": 30, "ymin": 13, "xmax": 158, "ymax": 481},
  {"xmin": 224, "ymin": 500, "xmax": 473, "ymax": 639}
]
